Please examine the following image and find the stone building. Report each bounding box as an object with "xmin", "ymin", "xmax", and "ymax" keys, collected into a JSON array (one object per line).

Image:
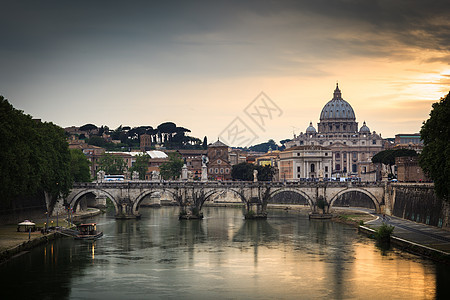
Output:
[
  {"xmin": 140, "ymin": 133, "xmax": 152, "ymax": 151},
  {"xmin": 229, "ymin": 148, "xmax": 248, "ymax": 165},
  {"xmin": 175, "ymin": 149, "xmax": 207, "ymax": 180},
  {"xmin": 393, "ymin": 133, "xmax": 423, "ymax": 153},
  {"xmin": 286, "ymin": 84, "xmax": 384, "ymax": 179},
  {"xmin": 279, "ymin": 145, "xmax": 332, "ymax": 181},
  {"xmin": 207, "ymin": 139, "xmax": 232, "ymax": 180},
  {"xmin": 395, "ymin": 156, "xmax": 429, "ymax": 182}
]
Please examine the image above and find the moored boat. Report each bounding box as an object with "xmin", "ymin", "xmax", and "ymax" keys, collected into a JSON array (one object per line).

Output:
[{"xmin": 75, "ymin": 223, "xmax": 103, "ymax": 240}]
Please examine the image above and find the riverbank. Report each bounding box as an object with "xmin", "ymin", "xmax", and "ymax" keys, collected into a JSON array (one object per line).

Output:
[
  {"xmin": 0, "ymin": 208, "xmax": 102, "ymax": 264},
  {"xmin": 269, "ymin": 204, "xmax": 450, "ymax": 263}
]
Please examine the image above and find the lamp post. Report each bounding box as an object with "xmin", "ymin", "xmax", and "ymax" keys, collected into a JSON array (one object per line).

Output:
[{"xmin": 46, "ymin": 211, "xmax": 49, "ymax": 232}]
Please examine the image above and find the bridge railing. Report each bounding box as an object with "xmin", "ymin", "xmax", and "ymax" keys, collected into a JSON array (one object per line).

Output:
[{"xmin": 72, "ymin": 180, "xmax": 386, "ymax": 189}]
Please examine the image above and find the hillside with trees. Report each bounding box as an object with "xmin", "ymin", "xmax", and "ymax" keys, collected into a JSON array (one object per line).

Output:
[
  {"xmin": 0, "ymin": 96, "xmax": 90, "ymax": 215},
  {"xmin": 73, "ymin": 121, "xmax": 204, "ymax": 150}
]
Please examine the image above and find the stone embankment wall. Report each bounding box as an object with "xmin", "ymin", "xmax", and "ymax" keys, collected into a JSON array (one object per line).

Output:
[{"xmin": 391, "ymin": 184, "xmax": 449, "ymax": 229}]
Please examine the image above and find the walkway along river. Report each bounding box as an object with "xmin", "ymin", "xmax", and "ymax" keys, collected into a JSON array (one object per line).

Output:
[{"xmin": 1, "ymin": 206, "xmax": 450, "ymax": 299}]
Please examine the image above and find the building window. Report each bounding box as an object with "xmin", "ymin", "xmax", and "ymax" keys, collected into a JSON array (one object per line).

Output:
[
  {"xmin": 336, "ymin": 153, "xmax": 340, "ymax": 158},
  {"xmin": 215, "ymin": 168, "xmax": 218, "ymax": 174},
  {"xmin": 217, "ymin": 159, "xmax": 221, "ymax": 164},
  {"xmin": 330, "ymin": 141, "xmax": 333, "ymax": 145},
  {"xmin": 325, "ymin": 152, "xmax": 328, "ymax": 156},
  {"xmin": 225, "ymin": 168, "xmax": 229, "ymax": 173},
  {"xmin": 297, "ymin": 166, "xmax": 301, "ymax": 172},
  {"xmin": 220, "ymin": 168, "xmax": 224, "ymax": 174},
  {"xmin": 297, "ymin": 153, "xmax": 300, "ymax": 156},
  {"xmin": 372, "ymin": 140, "xmax": 376, "ymax": 145},
  {"xmin": 325, "ymin": 166, "xmax": 328, "ymax": 172},
  {"xmin": 300, "ymin": 141, "xmax": 304, "ymax": 145},
  {"xmin": 209, "ymin": 168, "xmax": 213, "ymax": 173},
  {"xmin": 352, "ymin": 164, "xmax": 357, "ymax": 173},
  {"xmin": 311, "ymin": 164, "xmax": 315, "ymax": 172},
  {"xmin": 336, "ymin": 164, "xmax": 341, "ymax": 170}
]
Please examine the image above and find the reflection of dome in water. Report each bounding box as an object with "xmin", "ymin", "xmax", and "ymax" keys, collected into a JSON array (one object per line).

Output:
[
  {"xmin": 306, "ymin": 122, "xmax": 316, "ymax": 133},
  {"xmin": 359, "ymin": 121, "xmax": 370, "ymax": 133},
  {"xmin": 320, "ymin": 83, "xmax": 356, "ymax": 121}
]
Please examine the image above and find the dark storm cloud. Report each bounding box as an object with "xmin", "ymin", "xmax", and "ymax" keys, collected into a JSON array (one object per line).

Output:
[
  {"xmin": 2, "ymin": 0, "xmax": 449, "ymax": 55},
  {"xmin": 1, "ymin": 0, "xmax": 449, "ymax": 92}
]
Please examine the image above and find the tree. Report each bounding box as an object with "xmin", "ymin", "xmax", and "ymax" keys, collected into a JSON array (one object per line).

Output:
[
  {"xmin": 202, "ymin": 136, "xmax": 208, "ymax": 149},
  {"xmin": 420, "ymin": 92, "xmax": 450, "ymax": 200},
  {"xmin": 256, "ymin": 165, "xmax": 275, "ymax": 181},
  {"xmin": 372, "ymin": 149, "xmax": 418, "ymax": 176},
  {"xmin": 79, "ymin": 123, "xmax": 98, "ymax": 132},
  {"xmin": 231, "ymin": 163, "xmax": 275, "ymax": 181},
  {"xmin": 129, "ymin": 154, "xmax": 150, "ymax": 180},
  {"xmin": 87, "ymin": 136, "xmax": 107, "ymax": 147},
  {"xmin": 99, "ymin": 153, "xmax": 127, "ymax": 175},
  {"xmin": 159, "ymin": 152, "xmax": 184, "ymax": 180},
  {"xmin": 70, "ymin": 149, "xmax": 91, "ymax": 182},
  {"xmin": 0, "ymin": 96, "xmax": 73, "ymax": 212},
  {"xmin": 249, "ymin": 139, "xmax": 278, "ymax": 153},
  {"xmin": 231, "ymin": 163, "xmax": 255, "ymax": 181}
]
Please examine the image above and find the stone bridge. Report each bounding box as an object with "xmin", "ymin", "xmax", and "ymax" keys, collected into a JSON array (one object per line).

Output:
[{"xmin": 65, "ymin": 181, "xmax": 387, "ymax": 219}]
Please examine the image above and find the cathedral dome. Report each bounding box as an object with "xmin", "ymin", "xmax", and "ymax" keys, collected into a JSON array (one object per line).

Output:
[
  {"xmin": 319, "ymin": 84, "xmax": 356, "ymax": 121},
  {"xmin": 306, "ymin": 122, "xmax": 317, "ymax": 133},
  {"xmin": 359, "ymin": 121, "xmax": 370, "ymax": 133}
]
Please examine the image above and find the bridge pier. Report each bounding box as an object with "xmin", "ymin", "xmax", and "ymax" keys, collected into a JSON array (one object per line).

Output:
[
  {"xmin": 95, "ymin": 194, "xmax": 107, "ymax": 209},
  {"xmin": 116, "ymin": 197, "xmax": 140, "ymax": 219},
  {"xmin": 244, "ymin": 198, "xmax": 267, "ymax": 219},
  {"xmin": 179, "ymin": 191, "xmax": 205, "ymax": 220}
]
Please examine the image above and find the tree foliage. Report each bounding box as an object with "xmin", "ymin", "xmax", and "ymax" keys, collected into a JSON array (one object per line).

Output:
[
  {"xmin": 0, "ymin": 96, "xmax": 72, "ymax": 211},
  {"xmin": 79, "ymin": 123, "xmax": 98, "ymax": 132},
  {"xmin": 249, "ymin": 139, "xmax": 279, "ymax": 153},
  {"xmin": 70, "ymin": 149, "xmax": 91, "ymax": 182},
  {"xmin": 231, "ymin": 163, "xmax": 255, "ymax": 181},
  {"xmin": 159, "ymin": 152, "xmax": 184, "ymax": 180},
  {"xmin": 372, "ymin": 149, "xmax": 418, "ymax": 176},
  {"xmin": 98, "ymin": 153, "xmax": 127, "ymax": 175},
  {"xmin": 231, "ymin": 162, "xmax": 275, "ymax": 181},
  {"xmin": 419, "ymin": 92, "xmax": 450, "ymax": 200},
  {"xmin": 129, "ymin": 153, "xmax": 150, "ymax": 180}
]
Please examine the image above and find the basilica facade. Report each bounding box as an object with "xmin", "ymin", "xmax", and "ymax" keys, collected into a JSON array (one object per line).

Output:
[{"xmin": 285, "ymin": 84, "xmax": 383, "ymax": 180}]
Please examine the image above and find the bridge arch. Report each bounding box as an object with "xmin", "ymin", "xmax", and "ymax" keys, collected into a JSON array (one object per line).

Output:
[
  {"xmin": 269, "ymin": 188, "xmax": 314, "ymax": 210},
  {"xmin": 69, "ymin": 188, "xmax": 119, "ymax": 213},
  {"xmin": 207, "ymin": 188, "xmax": 247, "ymax": 203},
  {"xmin": 133, "ymin": 189, "xmax": 172, "ymax": 214},
  {"xmin": 329, "ymin": 188, "xmax": 380, "ymax": 213}
]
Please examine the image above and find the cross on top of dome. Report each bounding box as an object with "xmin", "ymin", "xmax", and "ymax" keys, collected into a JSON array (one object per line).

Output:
[{"xmin": 333, "ymin": 83, "xmax": 342, "ymax": 100}]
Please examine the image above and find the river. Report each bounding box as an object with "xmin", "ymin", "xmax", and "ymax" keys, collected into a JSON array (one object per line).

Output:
[{"xmin": 1, "ymin": 206, "xmax": 449, "ymax": 299}]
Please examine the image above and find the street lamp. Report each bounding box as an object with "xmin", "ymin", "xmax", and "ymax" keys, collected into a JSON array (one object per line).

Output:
[{"xmin": 45, "ymin": 211, "xmax": 49, "ymax": 232}]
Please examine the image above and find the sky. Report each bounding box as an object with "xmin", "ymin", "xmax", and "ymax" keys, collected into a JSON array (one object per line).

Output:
[{"xmin": 1, "ymin": 0, "xmax": 449, "ymax": 147}]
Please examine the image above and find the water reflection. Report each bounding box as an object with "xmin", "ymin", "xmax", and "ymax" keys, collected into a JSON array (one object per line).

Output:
[{"xmin": 0, "ymin": 206, "xmax": 448, "ymax": 299}]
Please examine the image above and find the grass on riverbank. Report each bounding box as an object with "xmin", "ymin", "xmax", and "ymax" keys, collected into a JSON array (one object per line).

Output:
[{"xmin": 332, "ymin": 211, "xmax": 376, "ymax": 227}]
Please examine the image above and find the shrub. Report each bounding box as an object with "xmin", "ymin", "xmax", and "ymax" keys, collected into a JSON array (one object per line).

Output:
[{"xmin": 375, "ymin": 222, "xmax": 394, "ymax": 242}]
